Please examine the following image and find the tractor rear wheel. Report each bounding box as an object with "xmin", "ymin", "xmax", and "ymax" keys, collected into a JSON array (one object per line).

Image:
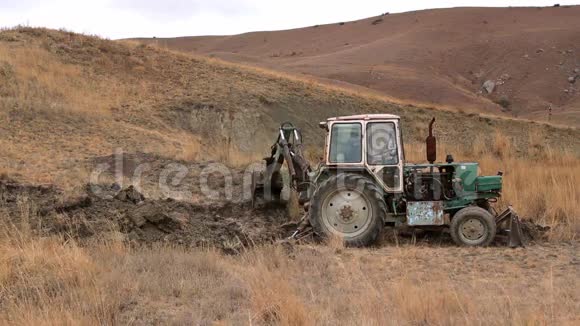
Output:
[
  {"xmin": 309, "ymin": 174, "xmax": 385, "ymax": 247},
  {"xmin": 450, "ymin": 206, "xmax": 496, "ymax": 247}
]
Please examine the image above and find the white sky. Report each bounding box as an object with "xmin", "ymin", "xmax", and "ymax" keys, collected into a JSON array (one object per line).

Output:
[{"xmin": 0, "ymin": 0, "xmax": 578, "ymax": 39}]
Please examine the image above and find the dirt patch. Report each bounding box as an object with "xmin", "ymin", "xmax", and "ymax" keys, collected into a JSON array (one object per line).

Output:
[
  {"xmin": 520, "ymin": 219, "xmax": 552, "ymax": 242},
  {"xmin": 0, "ymin": 175, "xmax": 552, "ymax": 249},
  {"xmin": 0, "ymin": 179, "xmax": 287, "ymax": 250}
]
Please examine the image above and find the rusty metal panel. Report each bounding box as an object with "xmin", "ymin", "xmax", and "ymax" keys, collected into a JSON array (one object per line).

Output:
[{"xmin": 406, "ymin": 201, "xmax": 444, "ymax": 226}]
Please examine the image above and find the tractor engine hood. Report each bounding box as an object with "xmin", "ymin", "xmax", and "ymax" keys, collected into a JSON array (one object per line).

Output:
[{"xmin": 403, "ymin": 162, "xmax": 503, "ymax": 193}]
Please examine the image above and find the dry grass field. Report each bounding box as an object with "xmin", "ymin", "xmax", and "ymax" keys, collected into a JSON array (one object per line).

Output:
[
  {"xmin": 0, "ymin": 27, "xmax": 579, "ymax": 325},
  {"xmin": 1, "ymin": 209, "xmax": 578, "ymax": 325}
]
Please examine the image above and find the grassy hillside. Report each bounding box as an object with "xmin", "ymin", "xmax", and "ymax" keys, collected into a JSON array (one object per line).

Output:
[
  {"xmin": 0, "ymin": 26, "xmax": 577, "ymax": 231},
  {"xmin": 0, "ymin": 27, "xmax": 579, "ymax": 325},
  {"xmin": 1, "ymin": 27, "xmax": 578, "ymax": 185},
  {"xmin": 135, "ymin": 6, "xmax": 580, "ymax": 126}
]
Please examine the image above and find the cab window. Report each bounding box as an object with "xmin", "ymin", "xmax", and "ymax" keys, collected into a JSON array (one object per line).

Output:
[
  {"xmin": 366, "ymin": 122, "xmax": 398, "ymax": 165},
  {"xmin": 329, "ymin": 123, "xmax": 362, "ymax": 163}
]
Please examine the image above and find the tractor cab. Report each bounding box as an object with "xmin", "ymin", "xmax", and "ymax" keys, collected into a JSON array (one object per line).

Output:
[{"xmin": 319, "ymin": 114, "xmax": 404, "ymax": 193}]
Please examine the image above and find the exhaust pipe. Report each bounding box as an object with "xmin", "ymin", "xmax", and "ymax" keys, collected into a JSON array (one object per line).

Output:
[{"xmin": 426, "ymin": 118, "xmax": 436, "ymax": 164}]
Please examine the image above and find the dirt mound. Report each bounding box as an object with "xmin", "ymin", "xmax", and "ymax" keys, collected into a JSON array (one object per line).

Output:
[
  {"xmin": 520, "ymin": 219, "xmax": 552, "ymax": 242},
  {"xmin": 0, "ymin": 179, "xmax": 287, "ymax": 250}
]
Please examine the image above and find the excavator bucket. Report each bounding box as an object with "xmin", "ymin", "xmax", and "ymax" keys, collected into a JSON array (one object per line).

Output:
[
  {"xmin": 495, "ymin": 206, "xmax": 525, "ymax": 247},
  {"xmin": 251, "ymin": 170, "xmax": 263, "ymax": 208},
  {"xmin": 251, "ymin": 169, "xmax": 283, "ymax": 208}
]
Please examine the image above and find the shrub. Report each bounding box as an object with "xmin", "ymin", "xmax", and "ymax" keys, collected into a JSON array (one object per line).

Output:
[{"xmin": 494, "ymin": 96, "xmax": 511, "ymax": 110}]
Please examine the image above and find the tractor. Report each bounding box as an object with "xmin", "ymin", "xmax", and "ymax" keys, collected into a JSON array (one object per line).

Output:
[{"xmin": 252, "ymin": 114, "xmax": 524, "ymax": 247}]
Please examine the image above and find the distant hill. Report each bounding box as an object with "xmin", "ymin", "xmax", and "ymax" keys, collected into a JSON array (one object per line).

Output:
[{"xmin": 133, "ymin": 6, "xmax": 580, "ymax": 126}]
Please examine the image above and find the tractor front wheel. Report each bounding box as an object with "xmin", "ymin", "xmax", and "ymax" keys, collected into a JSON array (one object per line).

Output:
[
  {"xmin": 309, "ymin": 174, "xmax": 385, "ymax": 247},
  {"xmin": 450, "ymin": 206, "xmax": 496, "ymax": 247}
]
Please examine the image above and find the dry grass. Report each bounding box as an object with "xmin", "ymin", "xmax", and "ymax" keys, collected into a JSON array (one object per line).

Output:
[
  {"xmin": 0, "ymin": 212, "xmax": 121, "ymax": 325},
  {"xmin": 206, "ymin": 143, "xmax": 265, "ymax": 168},
  {"xmin": 1, "ymin": 211, "xmax": 578, "ymax": 325},
  {"xmin": 0, "ymin": 45, "xmax": 129, "ymax": 117},
  {"xmin": 177, "ymin": 137, "xmax": 263, "ymax": 168}
]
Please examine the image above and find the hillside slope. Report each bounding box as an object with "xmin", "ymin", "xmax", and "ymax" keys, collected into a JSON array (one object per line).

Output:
[
  {"xmin": 0, "ymin": 28, "xmax": 579, "ymax": 325},
  {"xmin": 135, "ymin": 6, "xmax": 580, "ymax": 126},
  {"xmin": 0, "ymin": 27, "xmax": 578, "ymax": 187}
]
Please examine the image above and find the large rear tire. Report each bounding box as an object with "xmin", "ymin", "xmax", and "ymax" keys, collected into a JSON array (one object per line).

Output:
[
  {"xmin": 309, "ymin": 174, "xmax": 385, "ymax": 247},
  {"xmin": 450, "ymin": 206, "xmax": 496, "ymax": 247}
]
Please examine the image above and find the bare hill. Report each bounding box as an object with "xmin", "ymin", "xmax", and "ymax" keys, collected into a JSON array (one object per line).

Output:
[{"xmin": 135, "ymin": 6, "xmax": 580, "ymax": 126}]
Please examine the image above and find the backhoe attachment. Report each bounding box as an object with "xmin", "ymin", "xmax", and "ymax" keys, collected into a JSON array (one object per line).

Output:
[{"xmin": 251, "ymin": 123, "xmax": 311, "ymax": 208}]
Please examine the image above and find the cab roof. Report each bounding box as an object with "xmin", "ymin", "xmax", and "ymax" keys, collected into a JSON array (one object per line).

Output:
[{"xmin": 326, "ymin": 114, "xmax": 400, "ymax": 121}]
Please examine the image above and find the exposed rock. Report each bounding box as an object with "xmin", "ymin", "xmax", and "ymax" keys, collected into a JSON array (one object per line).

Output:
[
  {"xmin": 482, "ymin": 80, "xmax": 496, "ymax": 94},
  {"xmin": 111, "ymin": 183, "xmax": 122, "ymax": 192},
  {"xmin": 115, "ymin": 185, "xmax": 145, "ymax": 204},
  {"xmin": 568, "ymin": 76, "xmax": 576, "ymax": 84},
  {"xmin": 128, "ymin": 209, "xmax": 147, "ymax": 227},
  {"xmin": 496, "ymin": 74, "xmax": 511, "ymax": 85},
  {"xmin": 536, "ymin": 48, "xmax": 544, "ymax": 53},
  {"xmin": 499, "ymin": 73, "xmax": 511, "ymax": 80},
  {"xmin": 574, "ymin": 68, "xmax": 579, "ymax": 74}
]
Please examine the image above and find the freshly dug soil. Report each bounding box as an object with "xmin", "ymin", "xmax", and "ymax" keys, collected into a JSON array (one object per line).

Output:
[
  {"xmin": 0, "ymin": 176, "xmax": 551, "ymax": 249},
  {"xmin": 0, "ymin": 179, "xmax": 287, "ymax": 250}
]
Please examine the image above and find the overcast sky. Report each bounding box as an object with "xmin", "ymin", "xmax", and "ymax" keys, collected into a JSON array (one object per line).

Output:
[{"xmin": 0, "ymin": 0, "xmax": 578, "ymax": 39}]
